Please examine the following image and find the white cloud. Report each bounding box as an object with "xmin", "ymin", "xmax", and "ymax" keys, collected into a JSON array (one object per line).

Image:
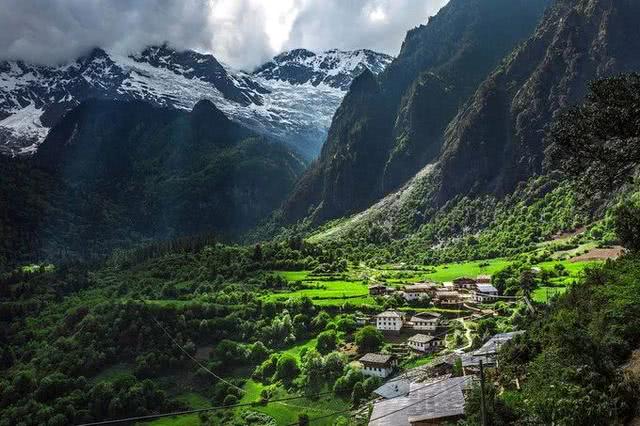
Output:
[{"xmin": 0, "ymin": 0, "xmax": 449, "ymax": 69}]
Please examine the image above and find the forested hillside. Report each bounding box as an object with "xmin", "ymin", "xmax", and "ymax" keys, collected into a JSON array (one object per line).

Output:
[
  {"xmin": 283, "ymin": 0, "xmax": 551, "ymax": 223},
  {"xmin": 0, "ymin": 99, "xmax": 305, "ymax": 269},
  {"xmin": 279, "ymin": 0, "xmax": 640, "ymax": 265}
]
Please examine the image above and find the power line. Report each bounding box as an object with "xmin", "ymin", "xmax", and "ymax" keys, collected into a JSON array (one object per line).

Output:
[
  {"xmin": 143, "ymin": 300, "xmax": 246, "ymax": 394},
  {"xmin": 77, "ymin": 391, "xmax": 334, "ymax": 426}
]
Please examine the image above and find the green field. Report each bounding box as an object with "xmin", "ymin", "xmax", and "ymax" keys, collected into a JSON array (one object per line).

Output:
[
  {"xmin": 532, "ymin": 286, "xmax": 568, "ymax": 303},
  {"xmin": 262, "ymin": 272, "xmax": 373, "ymax": 306},
  {"xmin": 237, "ymin": 380, "xmax": 349, "ymax": 426}
]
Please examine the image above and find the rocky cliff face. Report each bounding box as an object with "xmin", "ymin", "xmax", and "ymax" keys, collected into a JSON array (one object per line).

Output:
[
  {"xmin": 437, "ymin": 0, "xmax": 640, "ymax": 203},
  {"xmin": 283, "ymin": 0, "xmax": 551, "ymax": 223},
  {"xmin": 307, "ymin": 0, "xmax": 640, "ymax": 242}
]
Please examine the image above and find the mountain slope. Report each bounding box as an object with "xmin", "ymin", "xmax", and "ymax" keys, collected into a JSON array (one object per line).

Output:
[
  {"xmin": 437, "ymin": 0, "xmax": 640, "ymax": 202},
  {"xmin": 307, "ymin": 0, "xmax": 640, "ymax": 254},
  {"xmin": 283, "ymin": 0, "xmax": 551, "ymax": 223},
  {"xmin": 0, "ymin": 45, "xmax": 392, "ymax": 159},
  {"xmin": 0, "ymin": 99, "xmax": 306, "ymax": 264}
]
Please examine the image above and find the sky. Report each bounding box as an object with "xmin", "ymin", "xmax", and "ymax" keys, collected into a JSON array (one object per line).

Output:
[{"xmin": 0, "ymin": 0, "xmax": 449, "ymax": 70}]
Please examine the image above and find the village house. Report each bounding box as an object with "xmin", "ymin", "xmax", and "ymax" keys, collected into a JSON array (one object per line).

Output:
[
  {"xmin": 433, "ymin": 290, "xmax": 462, "ymax": 306},
  {"xmin": 369, "ymin": 376, "xmax": 474, "ymax": 426},
  {"xmin": 355, "ymin": 314, "xmax": 371, "ymax": 326},
  {"xmin": 369, "ymin": 284, "xmax": 389, "ymax": 296},
  {"xmin": 359, "ymin": 353, "xmax": 397, "ymax": 378},
  {"xmin": 402, "ymin": 282, "xmax": 438, "ymax": 301},
  {"xmin": 472, "ymin": 283, "xmax": 499, "ymax": 303},
  {"xmin": 452, "ymin": 277, "xmax": 477, "ymax": 290},
  {"xmin": 476, "ymin": 274, "xmax": 492, "ymax": 284},
  {"xmin": 410, "ymin": 312, "xmax": 441, "ymax": 332},
  {"xmin": 447, "ymin": 331, "xmax": 525, "ymax": 371},
  {"xmin": 407, "ymin": 334, "xmax": 443, "ymax": 353},
  {"xmin": 376, "ymin": 310, "xmax": 405, "ymax": 333}
]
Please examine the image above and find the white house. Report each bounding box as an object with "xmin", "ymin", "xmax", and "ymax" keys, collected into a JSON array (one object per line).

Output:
[
  {"xmin": 410, "ymin": 312, "xmax": 441, "ymax": 331},
  {"xmin": 473, "ymin": 284, "xmax": 499, "ymax": 303},
  {"xmin": 376, "ymin": 310, "xmax": 405, "ymax": 333},
  {"xmin": 407, "ymin": 334, "xmax": 443, "ymax": 352},
  {"xmin": 359, "ymin": 353, "xmax": 397, "ymax": 378},
  {"xmin": 402, "ymin": 283, "xmax": 438, "ymax": 301}
]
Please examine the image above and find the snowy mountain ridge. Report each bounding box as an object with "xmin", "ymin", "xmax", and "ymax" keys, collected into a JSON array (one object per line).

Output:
[{"xmin": 0, "ymin": 45, "xmax": 392, "ymax": 158}]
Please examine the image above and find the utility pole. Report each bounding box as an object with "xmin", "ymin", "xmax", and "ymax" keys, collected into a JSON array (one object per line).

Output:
[{"xmin": 479, "ymin": 359, "xmax": 488, "ymax": 426}]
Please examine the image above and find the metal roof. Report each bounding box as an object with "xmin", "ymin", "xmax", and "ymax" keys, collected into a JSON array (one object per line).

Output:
[
  {"xmin": 369, "ymin": 376, "xmax": 474, "ymax": 426},
  {"xmin": 373, "ymin": 379, "xmax": 411, "ymax": 399},
  {"xmin": 446, "ymin": 331, "xmax": 525, "ymax": 367},
  {"xmin": 476, "ymin": 284, "xmax": 498, "ymax": 293}
]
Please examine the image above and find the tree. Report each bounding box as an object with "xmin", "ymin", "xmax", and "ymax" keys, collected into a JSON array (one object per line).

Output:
[
  {"xmin": 355, "ymin": 326, "xmax": 384, "ymax": 354},
  {"xmin": 545, "ymin": 74, "xmax": 640, "ymax": 196},
  {"xmin": 301, "ymin": 349, "xmax": 325, "ymax": 395},
  {"xmin": 323, "ymin": 352, "xmax": 347, "ymax": 380},
  {"xmin": 311, "ymin": 311, "xmax": 331, "ymax": 331},
  {"xmin": 316, "ymin": 330, "xmax": 338, "ymax": 355},
  {"xmin": 613, "ymin": 196, "xmax": 640, "ymax": 252},
  {"xmin": 351, "ymin": 381, "xmax": 365, "ymax": 405},
  {"xmin": 275, "ymin": 354, "xmax": 299, "ymax": 383},
  {"xmin": 519, "ymin": 270, "xmax": 536, "ymax": 298},
  {"xmin": 252, "ymin": 243, "xmax": 263, "ymax": 262},
  {"xmin": 250, "ymin": 341, "xmax": 270, "ymax": 363}
]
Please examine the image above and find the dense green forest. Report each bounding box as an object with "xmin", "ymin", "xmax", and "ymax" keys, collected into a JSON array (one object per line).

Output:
[{"xmin": 0, "ymin": 99, "xmax": 306, "ymax": 271}]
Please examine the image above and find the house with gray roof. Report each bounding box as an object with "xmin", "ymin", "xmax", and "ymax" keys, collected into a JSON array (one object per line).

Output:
[
  {"xmin": 407, "ymin": 333, "xmax": 443, "ymax": 353},
  {"xmin": 369, "ymin": 376, "xmax": 475, "ymax": 425},
  {"xmin": 360, "ymin": 353, "xmax": 397, "ymax": 378},
  {"xmin": 473, "ymin": 283, "xmax": 499, "ymax": 303}
]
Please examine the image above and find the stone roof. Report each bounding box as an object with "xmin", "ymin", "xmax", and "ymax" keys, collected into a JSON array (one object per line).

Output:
[
  {"xmin": 404, "ymin": 283, "xmax": 438, "ymax": 292},
  {"xmin": 408, "ymin": 334, "xmax": 434, "ymax": 343},
  {"xmin": 435, "ymin": 291, "xmax": 461, "ymax": 297},
  {"xmin": 376, "ymin": 310, "xmax": 404, "ymax": 319},
  {"xmin": 369, "ymin": 376, "xmax": 474, "ymax": 426},
  {"xmin": 360, "ymin": 353, "xmax": 394, "ymax": 365}
]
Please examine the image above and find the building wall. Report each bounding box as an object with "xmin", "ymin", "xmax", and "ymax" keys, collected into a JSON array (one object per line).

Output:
[
  {"xmin": 376, "ymin": 317, "xmax": 402, "ymax": 331},
  {"xmin": 413, "ymin": 321, "xmax": 437, "ymax": 331},
  {"xmin": 362, "ymin": 365, "xmax": 393, "ymax": 378}
]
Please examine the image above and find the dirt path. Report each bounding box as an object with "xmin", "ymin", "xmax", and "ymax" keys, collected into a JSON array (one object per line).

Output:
[{"xmin": 456, "ymin": 318, "xmax": 473, "ymax": 351}]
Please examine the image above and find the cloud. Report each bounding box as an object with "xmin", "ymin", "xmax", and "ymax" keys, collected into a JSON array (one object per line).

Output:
[
  {"xmin": 0, "ymin": 0, "xmax": 449, "ymax": 69},
  {"xmin": 284, "ymin": 0, "xmax": 449, "ymax": 58}
]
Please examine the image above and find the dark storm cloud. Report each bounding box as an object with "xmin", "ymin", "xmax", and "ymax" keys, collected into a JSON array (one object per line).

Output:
[
  {"xmin": 0, "ymin": 0, "xmax": 220, "ymax": 65},
  {"xmin": 0, "ymin": 0, "xmax": 448, "ymax": 69}
]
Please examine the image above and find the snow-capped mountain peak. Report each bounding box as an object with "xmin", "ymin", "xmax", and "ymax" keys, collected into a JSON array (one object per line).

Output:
[
  {"xmin": 0, "ymin": 45, "xmax": 393, "ymax": 158},
  {"xmin": 253, "ymin": 48, "xmax": 392, "ymax": 90}
]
